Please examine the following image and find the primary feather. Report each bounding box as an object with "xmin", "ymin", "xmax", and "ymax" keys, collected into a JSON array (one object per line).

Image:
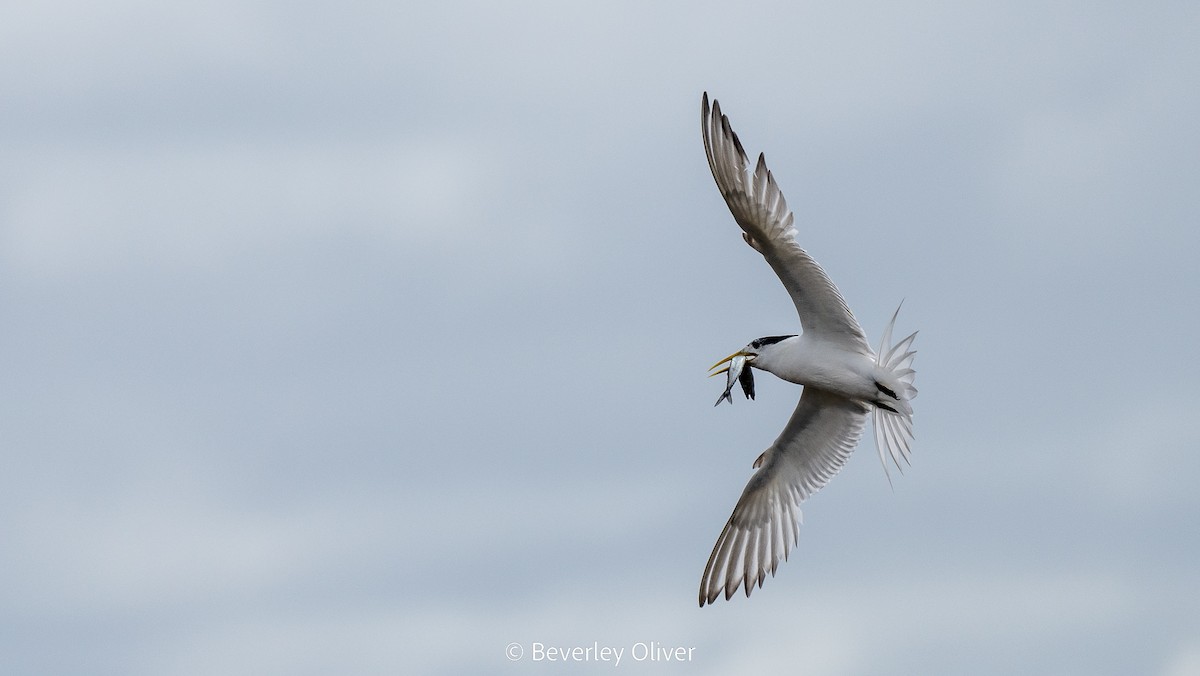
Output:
[{"xmin": 701, "ymin": 92, "xmax": 871, "ymax": 353}]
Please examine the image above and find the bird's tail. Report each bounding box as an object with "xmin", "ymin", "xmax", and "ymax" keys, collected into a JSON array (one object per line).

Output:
[{"xmin": 872, "ymin": 303, "xmax": 918, "ymax": 484}]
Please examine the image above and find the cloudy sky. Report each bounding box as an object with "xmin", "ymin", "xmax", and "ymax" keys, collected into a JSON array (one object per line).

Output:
[{"xmin": 3, "ymin": 2, "xmax": 1198, "ymax": 674}]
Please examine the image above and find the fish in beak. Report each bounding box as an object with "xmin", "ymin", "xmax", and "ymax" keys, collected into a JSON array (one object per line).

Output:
[{"xmin": 709, "ymin": 350, "xmax": 756, "ymax": 406}]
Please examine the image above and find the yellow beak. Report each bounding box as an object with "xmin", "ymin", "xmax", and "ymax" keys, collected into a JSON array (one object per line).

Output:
[{"xmin": 708, "ymin": 350, "xmax": 753, "ymax": 376}]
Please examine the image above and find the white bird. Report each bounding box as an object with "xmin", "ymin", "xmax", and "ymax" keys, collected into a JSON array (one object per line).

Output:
[{"xmin": 698, "ymin": 93, "xmax": 918, "ymax": 607}]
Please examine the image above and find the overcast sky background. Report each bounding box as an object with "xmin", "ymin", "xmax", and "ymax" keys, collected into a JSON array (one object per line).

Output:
[{"xmin": 2, "ymin": 2, "xmax": 1199, "ymax": 675}]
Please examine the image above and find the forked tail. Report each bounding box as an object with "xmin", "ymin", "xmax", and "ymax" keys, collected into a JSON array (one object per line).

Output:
[{"xmin": 873, "ymin": 303, "xmax": 918, "ymax": 484}]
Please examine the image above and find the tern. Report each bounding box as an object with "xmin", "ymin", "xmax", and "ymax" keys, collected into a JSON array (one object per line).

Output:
[{"xmin": 698, "ymin": 93, "xmax": 918, "ymax": 607}]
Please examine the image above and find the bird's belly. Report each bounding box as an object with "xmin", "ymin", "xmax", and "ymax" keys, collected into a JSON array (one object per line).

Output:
[{"xmin": 774, "ymin": 349, "xmax": 877, "ymax": 401}]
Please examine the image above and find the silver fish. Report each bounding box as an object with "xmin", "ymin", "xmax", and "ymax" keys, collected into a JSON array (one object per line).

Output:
[{"xmin": 712, "ymin": 354, "xmax": 755, "ymax": 406}]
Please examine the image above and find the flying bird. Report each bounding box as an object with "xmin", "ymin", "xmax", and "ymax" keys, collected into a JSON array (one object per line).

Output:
[{"xmin": 698, "ymin": 93, "xmax": 918, "ymax": 607}]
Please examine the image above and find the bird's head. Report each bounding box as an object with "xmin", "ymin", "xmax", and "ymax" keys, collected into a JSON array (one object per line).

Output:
[{"xmin": 708, "ymin": 335, "xmax": 796, "ymax": 405}]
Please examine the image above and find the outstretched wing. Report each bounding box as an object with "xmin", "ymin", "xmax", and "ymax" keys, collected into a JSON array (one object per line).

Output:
[
  {"xmin": 699, "ymin": 387, "xmax": 869, "ymax": 606},
  {"xmin": 701, "ymin": 92, "xmax": 869, "ymax": 353}
]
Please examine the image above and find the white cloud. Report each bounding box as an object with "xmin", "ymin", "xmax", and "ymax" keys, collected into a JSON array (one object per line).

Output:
[
  {"xmin": 0, "ymin": 135, "xmax": 517, "ymax": 277},
  {"xmin": 0, "ymin": 2, "xmax": 285, "ymax": 99},
  {"xmin": 1163, "ymin": 641, "xmax": 1200, "ymax": 676}
]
